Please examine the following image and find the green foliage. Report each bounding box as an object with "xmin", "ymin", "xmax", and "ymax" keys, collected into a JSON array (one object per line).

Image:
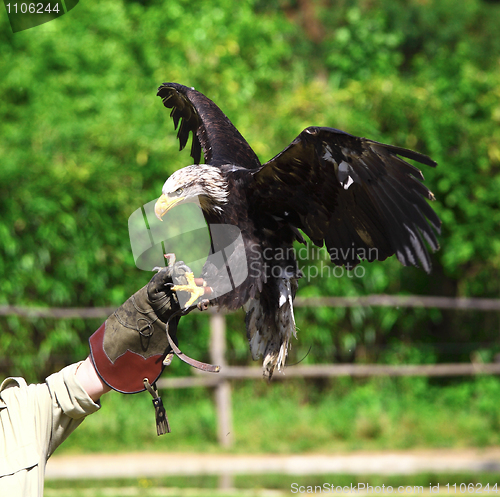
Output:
[{"xmin": 1, "ymin": 0, "xmax": 500, "ymax": 380}]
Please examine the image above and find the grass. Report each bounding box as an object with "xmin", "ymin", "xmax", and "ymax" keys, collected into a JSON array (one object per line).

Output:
[
  {"xmin": 57, "ymin": 374, "xmax": 500, "ymax": 455},
  {"xmin": 44, "ymin": 472, "xmax": 500, "ymax": 497}
]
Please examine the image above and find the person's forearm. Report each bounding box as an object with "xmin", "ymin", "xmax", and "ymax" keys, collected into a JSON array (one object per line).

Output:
[{"xmin": 75, "ymin": 356, "xmax": 111, "ymax": 402}]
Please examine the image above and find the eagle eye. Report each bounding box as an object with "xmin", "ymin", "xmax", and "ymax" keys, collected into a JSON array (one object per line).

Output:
[{"xmin": 173, "ymin": 188, "xmax": 184, "ymax": 197}]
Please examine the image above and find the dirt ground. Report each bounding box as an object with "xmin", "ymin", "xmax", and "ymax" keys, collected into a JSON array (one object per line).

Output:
[{"xmin": 46, "ymin": 447, "xmax": 500, "ymax": 480}]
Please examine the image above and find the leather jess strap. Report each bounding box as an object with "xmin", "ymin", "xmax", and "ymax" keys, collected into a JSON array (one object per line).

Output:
[{"xmin": 164, "ymin": 306, "xmax": 221, "ymax": 373}]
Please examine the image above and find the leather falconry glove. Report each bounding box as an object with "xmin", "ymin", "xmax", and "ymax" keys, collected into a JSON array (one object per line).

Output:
[{"xmin": 89, "ymin": 261, "xmax": 192, "ymax": 434}]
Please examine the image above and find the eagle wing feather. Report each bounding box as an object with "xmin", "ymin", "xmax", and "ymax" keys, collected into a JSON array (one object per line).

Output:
[
  {"xmin": 253, "ymin": 127, "xmax": 441, "ymax": 272},
  {"xmin": 157, "ymin": 83, "xmax": 261, "ymax": 169}
]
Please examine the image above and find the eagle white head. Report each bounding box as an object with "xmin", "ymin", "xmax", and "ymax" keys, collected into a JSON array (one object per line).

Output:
[{"xmin": 154, "ymin": 165, "xmax": 229, "ymax": 220}]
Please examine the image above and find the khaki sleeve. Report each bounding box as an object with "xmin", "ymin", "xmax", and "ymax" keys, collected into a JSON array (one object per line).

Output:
[
  {"xmin": 0, "ymin": 363, "xmax": 100, "ymax": 496},
  {"xmin": 45, "ymin": 362, "xmax": 101, "ymax": 457}
]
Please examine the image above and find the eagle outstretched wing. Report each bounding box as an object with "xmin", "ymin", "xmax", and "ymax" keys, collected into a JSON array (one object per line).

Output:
[
  {"xmin": 157, "ymin": 83, "xmax": 261, "ymax": 169},
  {"xmin": 252, "ymin": 126, "xmax": 441, "ymax": 272}
]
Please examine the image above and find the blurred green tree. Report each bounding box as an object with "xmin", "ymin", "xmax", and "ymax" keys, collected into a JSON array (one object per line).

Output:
[{"xmin": 0, "ymin": 0, "xmax": 499, "ymax": 380}]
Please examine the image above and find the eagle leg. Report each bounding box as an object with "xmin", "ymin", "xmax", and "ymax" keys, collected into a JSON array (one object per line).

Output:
[{"xmin": 171, "ymin": 272, "xmax": 208, "ymax": 308}]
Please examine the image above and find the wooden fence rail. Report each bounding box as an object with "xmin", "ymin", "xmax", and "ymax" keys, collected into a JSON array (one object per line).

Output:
[
  {"xmin": 294, "ymin": 295, "xmax": 500, "ymax": 311},
  {"xmin": 2, "ymin": 294, "xmax": 500, "ymax": 319},
  {"xmin": 158, "ymin": 362, "xmax": 500, "ymax": 387}
]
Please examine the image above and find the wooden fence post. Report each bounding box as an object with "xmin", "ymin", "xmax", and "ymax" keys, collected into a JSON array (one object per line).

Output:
[{"xmin": 210, "ymin": 311, "xmax": 233, "ymax": 448}]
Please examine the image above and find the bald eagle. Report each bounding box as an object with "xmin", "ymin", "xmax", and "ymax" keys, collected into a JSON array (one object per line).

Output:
[{"xmin": 154, "ymin": 83, "xmax": 441, "ymax": 377}]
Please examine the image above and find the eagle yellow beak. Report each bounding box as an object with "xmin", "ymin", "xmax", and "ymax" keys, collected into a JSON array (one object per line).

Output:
[{"xmin": 154, "ymin": 194, "xmax": 184, "ymax": 221}]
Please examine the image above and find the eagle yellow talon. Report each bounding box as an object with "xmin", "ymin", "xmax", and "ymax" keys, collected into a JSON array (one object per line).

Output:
[{"xmin": 172, "ymin": 272, "xmax": 206, "ymax": 308}]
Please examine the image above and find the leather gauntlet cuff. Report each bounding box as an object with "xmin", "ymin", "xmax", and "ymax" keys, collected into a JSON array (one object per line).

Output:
[{"xmin": 89, "ymin": 276, "xmax": 181, "ymax": 394}]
